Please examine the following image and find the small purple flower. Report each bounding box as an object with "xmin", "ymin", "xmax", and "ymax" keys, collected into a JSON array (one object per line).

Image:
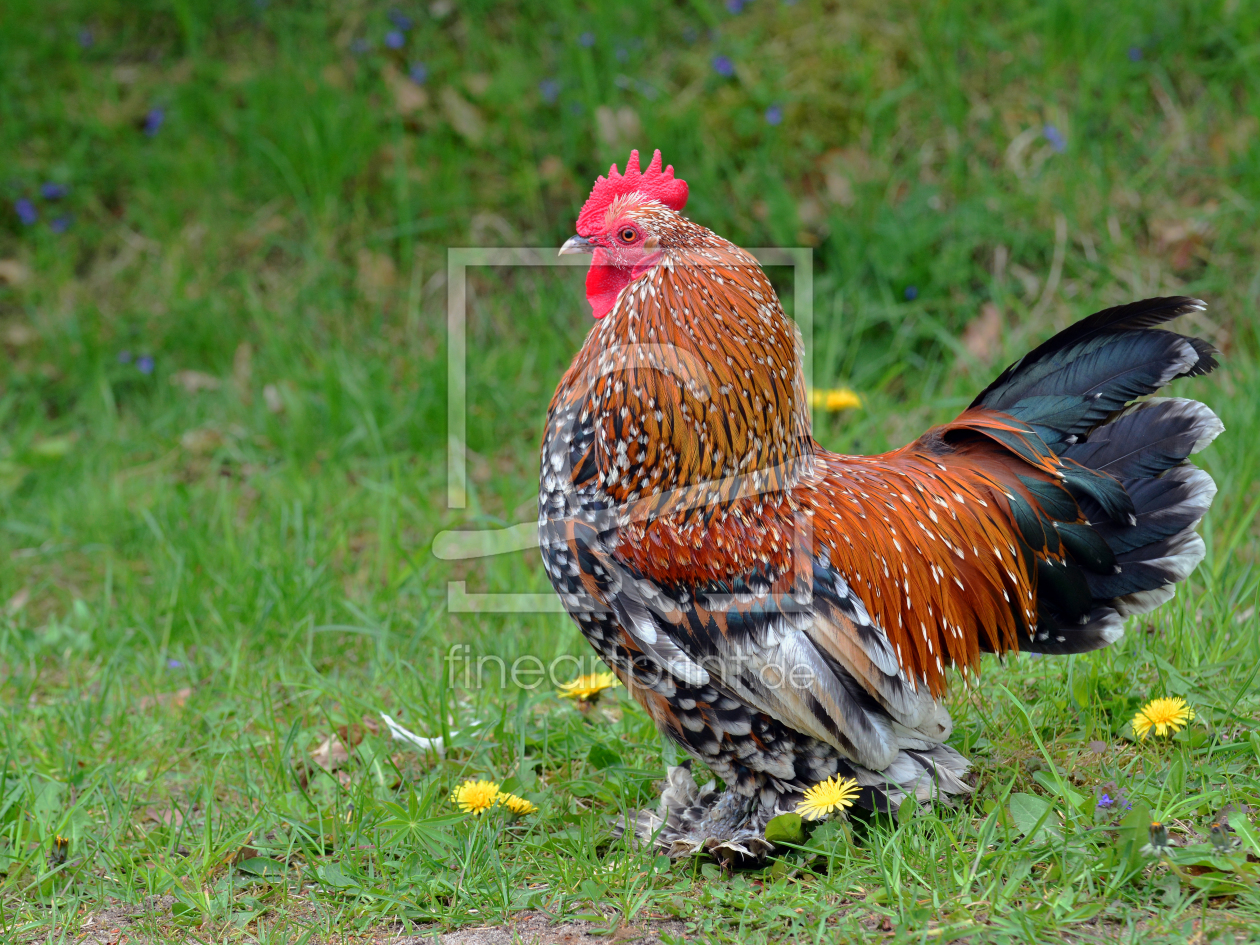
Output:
[
  {"xmin": 143, "ymin": 107, "xmax": 165, "ymax": 136},
  {"xmin": 50, "ymin": 215, "xmax": 73, "ymax": 234},
  {"xmin": 137, "ymin": 355, "xmax": 155, "ymax": 375},
  {"xmin": 615, "ymin": 47, "xmax": 629, "ymax": 63},
  {"xmin": 14, "ymin": 198, "xmax": 37, "ymax": 225},
  {"xmin": 539, "ymin": 78, "xmax": 561, "ymax": 104},
  {"xmin": 726, "ymin": 0, "xmax": 746, "ymax": 12},
  {"xmin": 78, "ymin": 28, "xmax": 94, "ymax": 48},
  {"xmin": 1043, "ymin": 124, "xmax": 1066, "ymax": 153},
  {"xmin": 1128, "ymin": 46, "xmax": 1143, "ymax": 62},
  {"xmin": 384, "ymin": 30, "xmax": 405, "ymax": 50},
  {"xmin": 41, "ymin": 183, "xmax": 68, "ymax": 200},
  {"xmin": 387, "ymin": 10, "xmax": 413, "ymax": 31},
  {"xmin": 764, "ymin": 104, "xmax": 783, "ymax": 126},
  {"xmin": 1097, "ymin": 793, "xmax": 1114, "ymax": 809},
  {"xmin": 408, "ymin": 62, "xmax": 428, "ymax": 85},
  {"xmin": 712, "ymin": 55, "xmax": 735, "ymax": 77},
  {"xmin": 578, "ymin": 31, "xmax": 595, "ymax": 48},
  {"xmin": 167, "ymin": 658, "xmax": 183, "ymax": 669},
  {"xmin": 904, "ymin": 285, "xmax": 918, "ymax": 301}
]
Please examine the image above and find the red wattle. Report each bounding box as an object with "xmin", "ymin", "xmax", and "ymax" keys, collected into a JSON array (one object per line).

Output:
[
  {"xmin": 584, "ymin": 250, "xmax": 663, "ymax": 319},
  {"xmin": 585, "ymin": 255, "xmax": 632, "ymax": 320}
]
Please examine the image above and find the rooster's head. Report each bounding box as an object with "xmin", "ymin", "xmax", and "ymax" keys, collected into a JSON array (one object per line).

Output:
[{"xmin": 559, "ymin": 149, "xmax": 689, "ymax": 319}]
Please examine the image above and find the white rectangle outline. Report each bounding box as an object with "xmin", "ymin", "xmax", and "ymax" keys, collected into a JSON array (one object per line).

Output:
[{"xmin": 445, "ymin": 247, "xmax": 813, "ymax": 613}]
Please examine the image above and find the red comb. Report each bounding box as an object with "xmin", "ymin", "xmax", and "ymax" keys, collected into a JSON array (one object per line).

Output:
[{"xmin": 575, "ymin": 149, "xmax": 688, "ymax": 234}]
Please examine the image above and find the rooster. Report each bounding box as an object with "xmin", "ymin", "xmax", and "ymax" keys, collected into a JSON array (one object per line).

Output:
[{"xmin": 539, "ymin": 149, "xmax": 1221, "ymax": 861}]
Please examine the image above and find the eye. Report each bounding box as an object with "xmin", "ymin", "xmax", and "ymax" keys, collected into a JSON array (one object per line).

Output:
[{"xmin": 619, "ymin": 227, "xmax": 638, "ymax": 243}]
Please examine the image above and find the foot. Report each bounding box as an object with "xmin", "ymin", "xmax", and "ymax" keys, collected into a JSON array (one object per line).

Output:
[{"xmin": 633, "ymin": 766, "xmax": 790, "ymax": 865}]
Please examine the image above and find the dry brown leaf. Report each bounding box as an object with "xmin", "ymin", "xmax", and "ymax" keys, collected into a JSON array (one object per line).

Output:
[
  {"xmin": 464, "ymin": 73, "xmax": 492, "ymax": 97},
  {"xmin": 2, "ymin": 322, "xmax": 37, "ymax": 346},
  {"xmin": 381, "ymin": 62, "xmax": 428, "ymax": 115},
  {"xmin": 337, "ymin": 723, "xmax": 366, "ymax": 748},
  {"xmin": 439, "ymin": 86, "xmax": 485, "ymax": 143},
  {"xmin": 1150, "ymin": 217, "xmax": 1211, "ymax": 271},
  {"xmin": 138, "ymin": 687, "xmax": 192, "ymax": 710},
  {"xmin": 595, "ymin": 105, "xmax": 641, "ymax": 151},
  {"xmin": 538, "ymin": 155, "xmax": 565, "ymax": 183},
  {"xmin": 180, "ymin": 428, "xmax": 223, "ymax": 455},
  {"xmin": 233, "ymin": 342, "xmax": 253, "ymax": 404},
  {"xmin": 824, "ymin": 170, "xmax": 854, "ymax": 207},
  {"xmin": 169, "ymin": 370, "xmax": 222, "ymax": 394},
  {"xmin": 5, "ymin": 587, "xmax": 31, "ymax": 615},
  {"xmin": 962, "ymin": 303, "xmax": 1003, "ymax": 363},
  {"xmin": 311, "ymin": 734, "xmax": 350, "ymax": 772},
  {"xmin": 144, "ymin": 805, "xmax": 184, "ymax": 827},
  {"xmin": 0, "ymin": 259, "xmax": 29, "ymax": 286},
  {"xmin": 263, "ymin": 383, "xmax": 284, "ymax": 415},
  {"xmin": 361, "ymin": 715, "xmax": 380, "ymax": 735}
]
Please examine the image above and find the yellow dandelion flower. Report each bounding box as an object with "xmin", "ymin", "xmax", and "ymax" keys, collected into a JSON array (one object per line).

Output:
[
  {"xmin": 450, "ymin": 779, "xmax": 502, "ymax": 815},
  {"xmin": 556, "ymin": 671, "xmax": 619, "ymax": 703},
  {"xmin": 1132, "ymin": 696, "xmax": 1195, "ymax": 740},
  {"xmin": 795, "ymin": 775, "xmax": 861, "ymax": 821},
  {"xmin": 496, "ymin": 791, "xmax": 538, "ymax": 815},
  {"xmin": 809, "ymin": 387, "xmax": 862, "ymax": 412}
]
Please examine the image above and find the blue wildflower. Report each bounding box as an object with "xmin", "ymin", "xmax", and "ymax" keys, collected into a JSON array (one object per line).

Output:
[
  {"xmin": 78, "ymin": 28, "xmax": 93, "ymax": 48},
  {"xmin": 726, "ymin": 0, "xmax": 745, "ymax": 12},
  {"xmin": 1128, "ymin": 46, "xmax": 1142, "ymax": 62},
  {"xmin": 578, "ymin": 31, "xmax": 595, "ymax": 47},
  {"xmin": 388, "ymin": 10, "xmax": 413, "ymax": 31},
  {"xmin": 14, "ymin": 198, "xmax": 37, "ymax": 225},
  {"xmin": 904, "ymin": 285, "xmax": 918, "ymax": 301},
  {"xmin": 137, "ymin": 355, "xmax": 155, "ymax": 375},
  {"xmin": 384, "ymin": 30, "xmax": 405, "ymax": 50},
  {"xmin": 1043, "ymin": 124, "xmax": 1066, "ymax": 153},
  {"xmin": 167, "ymin": 658, "xmax": 183, "ymax": 669},
  {"xmin": 41, "ymin": 183, "xmax": 68, "ymax": 200},
  {"xmin": 1097, "ymin": 794, "xmax": 1114, "ymax": 809},
  {"xmin": 143, "ymin": 107, "xmax": 165, "ymax": 136},
  {"xmin": 615, "ymin": 47, "xmax": 629, "ymax": 63},
  {"xmin": 50, "ymin": 215, "xmax": 73, "ymax": 234},
  {"xmin": 539, "ymin": 78, "xmax": 561, "ymax": 104},
  {"xmin": 712, "ymin": 55, "xmax": 735, "ymax": 77},
  {"xmin": 409, "ymin": 62, "xmax": 428, "ymax": 85},
  {"xmin": 765, "ymin": 104, "xmax": 783, "ymax": 126},
  {"xmin": 118, "ymin": 351, "xmax": 133, "ymax": 364}
]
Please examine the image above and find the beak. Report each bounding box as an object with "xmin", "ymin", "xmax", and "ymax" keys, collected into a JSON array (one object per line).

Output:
[{"xmin": 558, "ymin": 234, "xmax": 595, "ymax": 256}]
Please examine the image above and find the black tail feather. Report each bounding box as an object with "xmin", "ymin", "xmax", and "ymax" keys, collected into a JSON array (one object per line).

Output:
[{"xmin": 975, "ymin": 299, "xmax": 1222, "ymax": 654}]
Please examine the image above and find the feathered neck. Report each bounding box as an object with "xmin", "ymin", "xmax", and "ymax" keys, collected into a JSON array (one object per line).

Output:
[{"xmin": 560, "ymin": 227, "xmax": 812, "ymax": 521}]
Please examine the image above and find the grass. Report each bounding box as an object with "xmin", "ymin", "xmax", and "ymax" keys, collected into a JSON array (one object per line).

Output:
[{"xmin": 1, "ymin": 0, "xmax": 1260, "ymax": 941}]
